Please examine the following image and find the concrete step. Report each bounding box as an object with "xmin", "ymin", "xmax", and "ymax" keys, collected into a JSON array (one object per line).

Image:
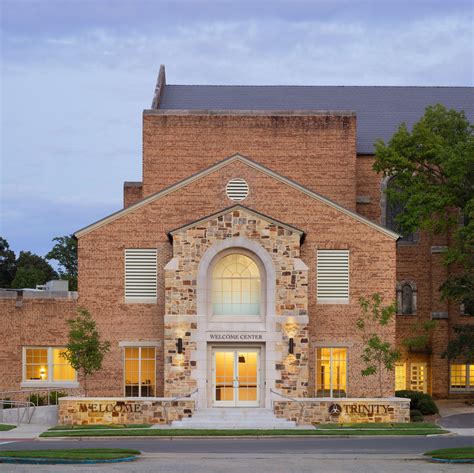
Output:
[{"xmin": 170, "ymin": 408, "xmax": 297, "ymax": 429}]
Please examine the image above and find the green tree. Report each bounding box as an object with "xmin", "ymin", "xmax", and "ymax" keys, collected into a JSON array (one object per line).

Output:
[
  {"xmin": 60, "ymin": 307, "xmax": 111, "ymax": 395},
  {"xmin": 357, "ymin": 293, "xmax": 400, "ymax": 397},
  {"xmin": 442, "ymin": 325, "xmax": 474, "ymax": 363},
  {"xmin": 402, "ymin": 320, "xmax": 437, "ymax": 352},
  {"xmin": 46, "ymin": 235, "xmax": 78, "ymax": 290},
  {"xmin": 373, "ymin": 104, "xmax": 474, "ymax": 310},
  {"xmin": 11, "ymin": 251, "xmax": 58, "ymax": 288},
  {"xmin": 0, "ymin": 237, "xmax": 16, "ymax": 287}
]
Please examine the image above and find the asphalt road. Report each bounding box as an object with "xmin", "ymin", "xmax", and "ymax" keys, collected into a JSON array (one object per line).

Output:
[
  {"xmin": 438, "ymin": 413, "xmax": 474, "ymax": 429},
  {"xmin": 1, "ymin": 436, "xmax": 473, "ymax": 454}
]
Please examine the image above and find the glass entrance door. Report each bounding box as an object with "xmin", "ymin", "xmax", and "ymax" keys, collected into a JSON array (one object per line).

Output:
[
  {"xmin": 213, "ymin": 348, "xmax": 260, "ymax": 407},
  {"xmin": 410, "ymin": 363, "xmax": 427, "ymax": 393}
]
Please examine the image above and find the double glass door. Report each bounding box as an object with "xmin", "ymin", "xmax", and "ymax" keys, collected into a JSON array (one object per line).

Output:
[{"xmin": 213, "ymin": 348, "xmax": 260, "ymax": 407}]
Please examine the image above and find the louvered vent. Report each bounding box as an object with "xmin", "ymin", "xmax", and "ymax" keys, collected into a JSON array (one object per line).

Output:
[
  {"xmin": 125, "ymin": 249, "xmax": 157, "ymax": 301},
  {"xmin": 226, "ymin": 178, "xmax": 249, "ymax": 201},
  {"xmin": 317, "ymin": 250, "xmax": 349, "ymax": 303}
]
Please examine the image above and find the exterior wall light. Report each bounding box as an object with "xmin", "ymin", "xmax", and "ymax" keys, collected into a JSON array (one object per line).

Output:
[
  {"xmin": 177, "ymin": 338, "xmax": 184, "ymax": 354},
  {"xmin": 288, "ymin": 338, "xmax": 295, "ymax": 355}
]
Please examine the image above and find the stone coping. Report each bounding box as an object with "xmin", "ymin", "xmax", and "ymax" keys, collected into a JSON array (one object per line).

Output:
[
  {"xmin": 60, "ymin": 397, "xmax": 195, "ymax": 402},
  {"xmin": 272, "ymin": 397, "xmax": 409, "ymax": 402}
]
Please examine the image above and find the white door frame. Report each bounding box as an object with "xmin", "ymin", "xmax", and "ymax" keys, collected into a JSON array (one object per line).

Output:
[{"xmin": 211, "ymin": 346, "xmax": 261, "ymax": 407}]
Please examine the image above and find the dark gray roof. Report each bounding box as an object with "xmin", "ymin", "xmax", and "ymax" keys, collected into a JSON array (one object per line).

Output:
[{"xmin": 158, "ymin": 85, "xmax": 474, "ymax": 154}]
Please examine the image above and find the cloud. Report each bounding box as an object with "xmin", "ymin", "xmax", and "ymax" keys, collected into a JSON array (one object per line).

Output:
[{"xmin": 1, "ymin": 0, "xmax": 473, "ymax": 256}]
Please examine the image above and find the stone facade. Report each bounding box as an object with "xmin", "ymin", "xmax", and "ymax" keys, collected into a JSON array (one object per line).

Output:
[
  {"xmin": 273, "ymin": 398, "xmax": 410, "ymax": 425},
  {"xmin": 59, "ymin": 397, "xmax": 195, "ymax": 425}
]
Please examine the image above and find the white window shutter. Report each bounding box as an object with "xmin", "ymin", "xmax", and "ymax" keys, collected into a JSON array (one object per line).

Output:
[
  {"xmin": 317, "ymin": 250, "xmax": 349, "ymax": 303},
  {"xmin": 125, "ymin": 249, "xmax": 157, "ymax": 302}
]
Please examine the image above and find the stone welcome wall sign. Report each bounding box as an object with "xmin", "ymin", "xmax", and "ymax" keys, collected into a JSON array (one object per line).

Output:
[
  {"xmin": 59, "ymin": 397, "xmax": 195, "ymax": 425},
  {"xmin": 273, "ymin": 398, "xmax": 410, "ymax": 425}
]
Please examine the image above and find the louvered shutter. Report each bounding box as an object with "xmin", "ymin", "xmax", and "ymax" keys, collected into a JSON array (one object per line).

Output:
[
  {"xmin": 317, "ymin": 250, "xmax": 349, "ymax": 303},
  {"xmin": 125, "ymin": 249, "xmax": 157, "ymax": 301},
  {"xmin": 226, "ymin": 178, "xmax": 249, "ymax": 201}
]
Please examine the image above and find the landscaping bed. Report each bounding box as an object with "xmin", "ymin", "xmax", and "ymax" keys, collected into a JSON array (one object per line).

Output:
[
  {"xmin": 0, "ymin": 424, "xmax": 16, "ymax": 432},
  {"xmin": 40, "ymin": 423, "xmax": 448, "ymax": 437},
  {"xmin": 424, "ymin": 447, "xmax": 474, "ymax": 463},
  {"xmin": 0, "ymin": 448, "xmax": 141, "ymax": 464}
]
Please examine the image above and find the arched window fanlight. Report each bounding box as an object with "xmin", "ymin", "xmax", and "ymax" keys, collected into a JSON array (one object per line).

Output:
[{"xmin": 212, "ymin": 253, "xmax": 261, "ymax": 316}]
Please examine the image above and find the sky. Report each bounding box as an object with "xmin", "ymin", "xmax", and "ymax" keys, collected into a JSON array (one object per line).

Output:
[{"xmin": 1, "ymin": 0, "xmax": 473, "ymax": 258}]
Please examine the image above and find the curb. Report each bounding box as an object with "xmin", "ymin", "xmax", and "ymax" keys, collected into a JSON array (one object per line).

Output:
[
  {"xmin": 38, "ymin": 433, "xmax": 451, "ymax": 440},
  {"xmin": 0, "ymin": 455, "xmax": 138, "ymax": 465},
  {"xmin": 430, "ymin": 458, "xmax": 474, "ymax": 464}
]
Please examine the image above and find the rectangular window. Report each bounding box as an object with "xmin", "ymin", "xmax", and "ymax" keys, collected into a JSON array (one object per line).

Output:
[
  {"xmin": 395, "ymin": 362, "xmax": 406, "ymax": 391},
  {"xmin": 124, "ymin": 249, "xmax": 157, "ymax": 302},
  {"xmin": 450, "ymin": 364, "xmax": 474, "ymax": 391},
  {"xmin": 124, "ymin": 347, "xmax": 156, "ymax": 397},
  {"xmin": 316, "ymin": 347, "xmax": 347, "ymax": 397},
  {"xmin": 24, "ymin": 347, "xmax": 76, "ymax": 383},
  {"xmin": 317, "ymin": 250, "xmax": 349, "ymax": 303}
]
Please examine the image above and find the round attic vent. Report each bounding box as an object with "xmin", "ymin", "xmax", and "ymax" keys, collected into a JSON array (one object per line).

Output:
[{"xmin": 226, "ymin": 178, "xmax": 249, "ymax": 201}]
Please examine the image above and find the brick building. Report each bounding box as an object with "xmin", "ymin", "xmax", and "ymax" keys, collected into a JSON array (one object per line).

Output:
[{"xmin": 1, "ymin": 66, "xmax": 473, "ymax": 424}]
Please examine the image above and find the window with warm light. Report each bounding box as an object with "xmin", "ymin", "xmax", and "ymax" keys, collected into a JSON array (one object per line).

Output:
[
  {"xmin": 212, "ymin": 253, "xmax": 261, "ymax": 316},
  {"xmin": 316, "ymin": 348, "xmax": 347, "ymax": 397},
  {"xmin": 124, "ymin": 347, "xmax": 156, "ymax": 397},
  {"xmin": 23, "ymin": 347, "xmax": 76, "ymax": 383},
  {"xmin": 450, "ymin": 364, "xmax": 474, "ymax": 391},
  {"xmin": 395, "ymin": 362, "xmax": 406, "ymax": 391}
]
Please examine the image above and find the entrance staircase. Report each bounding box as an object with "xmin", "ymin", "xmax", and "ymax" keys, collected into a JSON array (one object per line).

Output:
[{"xmin": 170, "ymin": 408, "xmax": 297, "ymax": 429}]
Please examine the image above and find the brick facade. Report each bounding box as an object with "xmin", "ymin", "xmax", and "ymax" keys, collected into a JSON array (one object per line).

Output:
[{"xmin": 1, "ymin": 73, "xmax": 472, "ymax": 424}]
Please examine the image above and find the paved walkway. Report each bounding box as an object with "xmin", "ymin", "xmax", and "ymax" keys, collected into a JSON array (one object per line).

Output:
[
  {"xmin": 0, "ymin": 424, "xmax": 51, "ymax": 440},
  {"xmin": 436, "ymin": 399, "xmax": 474, "ymax": 436}
]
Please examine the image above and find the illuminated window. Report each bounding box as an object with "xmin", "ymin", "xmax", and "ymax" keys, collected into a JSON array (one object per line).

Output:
[
  {"xmin": 410, "ymin": 363, "xmax": 427, "ymax": 393},
  {"xmin": 212, "ymin": 254, "xmax": 261, "ymax": 316},
  {"xmin": 316, "ymin": 348, "xmax": 347, "ymax": 397},
  {"xmin": 395, "ymin": 363, "xmax": 406, "ymax": 391},
  {"xmin": 24, "ymin": 347, "xmax": 76, "ymax": 383},
  {"xmin": 450, "ymin": 364, "xmax": 474, "ymax": 391},
  {"xmin": 124, "ymin": 347, "xmax": 156, "ymax": 397}
]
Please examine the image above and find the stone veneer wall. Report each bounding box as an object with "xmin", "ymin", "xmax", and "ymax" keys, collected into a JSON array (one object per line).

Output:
[
  {"xmin": 164, "ymin": 208, "xmax": 309, "ymax": 402},
  {"xmin": 59, "ymin": 398, "xmax": 195, "ymax": 425},
  {"xmin": 273, "ymin": 398, "xmax": 410, "ymax": 425}
]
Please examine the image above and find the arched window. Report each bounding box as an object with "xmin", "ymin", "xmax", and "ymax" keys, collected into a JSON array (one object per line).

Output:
[
  {"xmin": 212, "ymin": 253, "xmax": 261, "ymax": 316},
  {"xmin": 385, "ymin": 178, "xmax": 415, "ymax": 243},
  {"xmin": 397, "ymin": 281, "xmax": 417, "ymax": 315}
]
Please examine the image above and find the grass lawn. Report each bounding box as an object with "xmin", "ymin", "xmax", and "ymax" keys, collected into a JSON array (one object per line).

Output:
[
  {"xmin": 0, "ymin": 449, "xmax": 141, "ymax": 461},
  {"xmin": 0, "ymin": 425, "xmax": 16, "ymax": 432},
  {"xmin": 49, "ymin": 424, "xmax": 151, "ymax": 430},
  {"xmin": 316, "ymin": 422, "xmax": 439, "ymax": 429},
  {"xmin": 40, "ymin": 424, "xmax": 448, "ymax": 437},
  {"xmin": 424, "ymin": 447, "xmax": 474, "ymax": 461}
]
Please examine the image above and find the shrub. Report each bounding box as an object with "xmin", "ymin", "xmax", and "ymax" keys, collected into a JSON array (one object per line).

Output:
[
  {"xmin": 418, "ymin": 397, "xmax": 439, "ymax": 415},
  {"xmin": 49, "ymin": 391, "xmax": 67, "ymax": 405},
  {"xmin": 1, "ymin": 398, "xmax": 13, "ymax": 409},
  {"xmin": 410, "ymin": 409, "xmax": 424, "ymax": 422},
  {"xmin": 395, "ymin": 390, "xmax": 438, "ymax": 411},
  {"xmin": 28, "ymin": 394, "xmax": 46, "ymax": 406}
]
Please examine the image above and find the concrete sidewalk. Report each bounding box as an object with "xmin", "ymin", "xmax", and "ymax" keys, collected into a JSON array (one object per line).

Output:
[{"xmin": 0, "ymin": 423, "xmax": 52, "ymax": 440}]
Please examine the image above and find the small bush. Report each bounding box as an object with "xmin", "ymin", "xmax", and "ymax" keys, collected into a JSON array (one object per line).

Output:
[
  {"xmin": 49, "ymin": 391, "xmax": 67, "ymax": 405},
  {"xmin": 1, "ymin": 398, "xmax": 13, "ymax": 409},
  {"xmin": 410, "ymin": 409, "xmax": 424, "ymax": 422},
  {"xmin": 417, "ymin": 397, "xmax": 439, "ymax": 415},
  {"xmin": 28, "ymin": 394, "xmax": 46, "ymax": 406},
  {"xmin": 395, "ymin": 390, "xmax": 438, "ymax": 412}
]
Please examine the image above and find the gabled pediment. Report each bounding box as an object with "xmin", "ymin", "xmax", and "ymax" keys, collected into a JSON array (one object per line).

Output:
[
  {"xmin": 75, "ymin": 153, "xmax": 399, "ymax": 240},
  {"xmin": 168, "ymin": 205, "xmax": 305, "ymax": 242}
]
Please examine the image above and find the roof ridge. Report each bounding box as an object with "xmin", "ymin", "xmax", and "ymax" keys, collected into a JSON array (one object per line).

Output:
[{"xmin": 165, "ymin": 84, "xmax": 473, "ymax": 89}]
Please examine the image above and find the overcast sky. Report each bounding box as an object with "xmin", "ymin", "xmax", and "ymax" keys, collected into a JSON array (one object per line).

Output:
[{"xmin": 1, "ymin": 0, "xmax": 473, "ymax": 257}]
